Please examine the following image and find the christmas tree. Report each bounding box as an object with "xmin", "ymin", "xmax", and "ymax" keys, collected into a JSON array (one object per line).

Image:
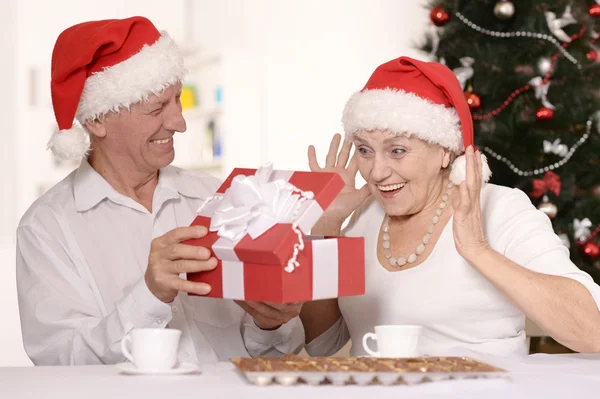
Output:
[{"xmin": 419, "ymin": 0, "xmax": 600, "ymax": 282}]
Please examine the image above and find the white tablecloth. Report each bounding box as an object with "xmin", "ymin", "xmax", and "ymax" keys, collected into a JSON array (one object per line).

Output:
[{"xmin": 2, "ymin": 351, "xmax": 600, "ymax": 398}]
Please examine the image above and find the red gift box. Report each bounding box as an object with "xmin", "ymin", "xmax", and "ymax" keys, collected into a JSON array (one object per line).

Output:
[{"xmin": 185, "ymin": 164, "xmax": 365, "ymax": 303}]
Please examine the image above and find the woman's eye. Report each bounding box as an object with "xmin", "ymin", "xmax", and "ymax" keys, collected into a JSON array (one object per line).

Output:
[
  {"xmin": 392, "ymin": 148, "xmax": 406, "ymax": 155},
  {"xmin": 358, "ymin": 147, "xmax": 370, "ymax": 155}
]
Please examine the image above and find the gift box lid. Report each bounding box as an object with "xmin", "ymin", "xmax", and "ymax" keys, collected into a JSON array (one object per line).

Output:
[{"xmin": 191, "ymin": 163, "xmax": 345, "ymax": 270}]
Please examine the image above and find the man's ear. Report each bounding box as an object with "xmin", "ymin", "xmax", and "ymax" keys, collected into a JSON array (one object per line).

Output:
[{"xmin": 84, "ymin": 119, "xmax": 107, "ymax": 138}]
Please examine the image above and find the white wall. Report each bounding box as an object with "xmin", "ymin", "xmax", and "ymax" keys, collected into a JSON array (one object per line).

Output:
[
  {"xmin": 0, "ymin": 0, "xmax": 17, "ymax": 249},
  {"xmin": 263, "ymin": 0, "xmax": 429, "ymax": 170},
  {"xmin": 0, "ymin": 0, "xmax": 27, "ymax": 368},
  {"xmin": 190, "ymin": 0, "xmax": 430, "ymax": 173},
  {"xmin": 0, "ymin": 249, "xmax": 30, "ymax": 367}
]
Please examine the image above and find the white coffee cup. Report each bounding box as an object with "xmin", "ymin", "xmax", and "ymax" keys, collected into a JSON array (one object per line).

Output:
[
  {"xmin": 362, "ymin": 325, "xmax": 423, "ymax": 357},
  {"xmin": 121, "ymin": 328, "xmax": 182, "ymax": 371}
]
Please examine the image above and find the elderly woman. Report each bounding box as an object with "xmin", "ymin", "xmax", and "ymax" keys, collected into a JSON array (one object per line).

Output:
[{"xmin": 300, "ymin": 56, "xmax": 600, "ymax": 357}]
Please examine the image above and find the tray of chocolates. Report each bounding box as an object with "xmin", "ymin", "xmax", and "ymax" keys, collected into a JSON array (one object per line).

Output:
[{"xmin": 230, "ymin": 354, "xmax": 507, "ymax": 386}]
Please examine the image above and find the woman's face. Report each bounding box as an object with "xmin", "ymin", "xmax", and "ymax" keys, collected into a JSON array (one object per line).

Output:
[{"xmin": 353, "ymin": 130, "xmax": 452, "ymax": 217}]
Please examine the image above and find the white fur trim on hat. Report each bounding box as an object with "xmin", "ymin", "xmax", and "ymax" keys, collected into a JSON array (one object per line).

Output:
[
  {"xmin": 76, "ymin": 32, "xmax": 187, "ymax": 122},
  {"xmin": 47, "ymin": 123, "xmax": 90, "ymax": 161},
  {"xmin": 342, "ymin": 88, "xmax": 463, "ymax": 152},
  {"xmin": 449, "ymin": 153, "xmax": 492, "ymax": 185}
]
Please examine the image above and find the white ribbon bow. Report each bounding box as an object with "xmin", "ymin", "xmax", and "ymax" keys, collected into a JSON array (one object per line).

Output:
[
  {"xmin": 558, "ymin": 233, "xmax": 571, "ymax": 249},
  {"xmin": 545, "ymin": 5, "xmax": 577, "ymax": 43},
  {"xmin": 543, "ymin": 139, "xmax": 568, "ymax": 157},
  {"xmin": 208, "ymin": 163, "xmax": 314, "ymax": 242},
  {"xmin": 452, "ymin": 57, "xmax": 475, "ymax": 91},
  {"xmin": 574, "ymin": 218, "xmax": 593, "ymax": 242},
  {"xmin": 529, "ymin": 77, "xmax": 555, "ymax": 110},
  {"xmin": 427, "ymin": 24, "xmax": 444, "ymax": 59}
]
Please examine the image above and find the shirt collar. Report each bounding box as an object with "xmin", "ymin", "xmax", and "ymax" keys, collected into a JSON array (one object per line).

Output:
[
  {"xmin": 73, "ymin": 159, "xmax": 117, "ymax": 212},
  {"xmin": 74, "ymin": 159, "xmax": 205, "ymax": 213}
]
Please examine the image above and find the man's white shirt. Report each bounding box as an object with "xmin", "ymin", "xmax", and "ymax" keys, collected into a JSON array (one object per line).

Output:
[{"xmin": 16, "ymin": 160, "xmax": 304, "ymax": 365}]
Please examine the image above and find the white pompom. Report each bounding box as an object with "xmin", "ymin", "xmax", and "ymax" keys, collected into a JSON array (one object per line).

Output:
[
  {"xmin": 449, "ymin": 153, "xmax": 492, "ymax": 185},
  {"xmin": 47, "ymin": 123, "xmax": 90, "ymax": 161}
]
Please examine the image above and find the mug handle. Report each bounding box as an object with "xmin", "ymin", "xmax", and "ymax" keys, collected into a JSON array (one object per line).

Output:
[
  {"xmin": 121, "ymin": 334, "xmax": 135, "ymax": 364},
  {"xmin": 362, "ymin": 333, "xmax": 380, "ymax": 357}
]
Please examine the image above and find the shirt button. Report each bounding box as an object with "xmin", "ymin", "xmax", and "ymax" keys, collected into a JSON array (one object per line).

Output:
[
  {"xmin": 182, "ymin": 352, "xmax": 190, "ymax": 359},
  {"xmin": 156, "ymin": 319, "xmax": 163, "ymax": 325},
  {"xmin": 172, "ymin": 306, "xmax": 178, "ymax": 313}
]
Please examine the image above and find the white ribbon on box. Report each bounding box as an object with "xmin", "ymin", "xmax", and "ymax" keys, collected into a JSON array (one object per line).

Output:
[
  {"xmin": 208, "ymin": 164, "xmax": 313, "ymax": 242},
  {"xmin": 309, "ymin": 237, "xmax": 340, "ymax": 300},
  {"xmin": 196, "ymin": 163, "xmax": 321, "ymax": 274},
  {"xmin": 195, "ymin": 163, "xmax": 346, "ymax": 300}
]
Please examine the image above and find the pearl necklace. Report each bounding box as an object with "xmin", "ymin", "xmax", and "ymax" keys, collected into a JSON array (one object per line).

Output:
[{"xmin": 382, "ymin": 181, "xmax": 454, "ymax": 267}]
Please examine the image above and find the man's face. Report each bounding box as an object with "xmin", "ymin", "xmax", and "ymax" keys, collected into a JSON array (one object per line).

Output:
[{"xmin": 90, "ymin": 82, "xmax": 186, "ymax": 173}]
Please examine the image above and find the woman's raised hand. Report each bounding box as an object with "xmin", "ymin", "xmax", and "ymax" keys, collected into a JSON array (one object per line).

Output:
[{"xmin": 308, "ymin": 133, "xmax": 371, "ymax": 232}]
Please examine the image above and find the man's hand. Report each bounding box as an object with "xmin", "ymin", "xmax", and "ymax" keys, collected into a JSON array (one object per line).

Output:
[
  {"xmin": 145, "ymin": 226, "xmax": 218, "ymax": 303},
  {"xmin": 235, "ymin": 301, "xmax": 303, "ymax": 330}
]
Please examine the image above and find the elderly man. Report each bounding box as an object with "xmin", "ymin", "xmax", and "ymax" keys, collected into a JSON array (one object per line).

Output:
[{"xmin": 16, "ymin": 16, "xmax": 304, "ymax": 366}]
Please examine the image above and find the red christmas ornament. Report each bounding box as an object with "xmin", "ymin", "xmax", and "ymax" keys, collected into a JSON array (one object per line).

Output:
[
  {"xmin": 536, "ymin": 106, "xmax": 554, "ymax": 121},
  {"xmin": 589, "ymin": 3, "xmax": 600, "ymax": 18},
  {"xmin": 587, "ymin": 49, "xmax": 598, "ymax": 62},
  {"xmin": 581, "ymin": 241, "xmax": 600, "ymax": 261},
  {"xmin": 465, "ymin": 92, "xmax": 482, "ymax": 110},
  {"xmin": 430, "ymin": 6, "xmax": 451, "ymax": 26}
]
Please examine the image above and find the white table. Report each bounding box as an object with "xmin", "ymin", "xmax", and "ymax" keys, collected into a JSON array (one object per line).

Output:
[{"xmin": 2, "ymin": 352, "xmax": 600, "ymax": 398}]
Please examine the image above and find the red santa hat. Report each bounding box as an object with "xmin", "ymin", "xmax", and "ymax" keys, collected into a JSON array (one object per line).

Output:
[
  {"xmin": 47, "ymin": 16, "xmax": 187, "ymax": 160},
  {"xmin": 342, "ymin": 56, "xmax": 491, "ymax": 185}
]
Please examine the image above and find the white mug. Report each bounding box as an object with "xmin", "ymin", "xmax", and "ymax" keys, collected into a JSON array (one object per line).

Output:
[
  {"xmin": 121, "ymin": 328, "xmax": 182, "ymax": 371},
  {"xmin": 362, "ymin": 325, "xmax": 423, "ymax": 358}
]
